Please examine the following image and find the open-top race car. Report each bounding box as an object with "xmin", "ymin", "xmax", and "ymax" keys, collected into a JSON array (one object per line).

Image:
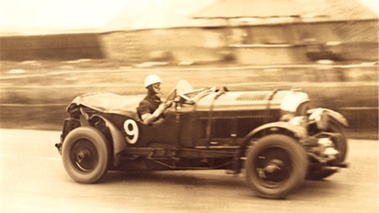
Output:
[{"xmin": 55, "ymin": 80, "xmax": 348, "ymax": 199}]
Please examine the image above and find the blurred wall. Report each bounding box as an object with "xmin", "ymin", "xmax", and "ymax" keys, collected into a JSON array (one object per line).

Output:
[
  {"xmin": 100, "ymin": 27, "xmax": 230, "ymax": 64},
  {"xmin": 230, "ymin": 19, "xmax": 378, "ymax": 64},
  {"xmin": 0, "ymin": 33, "xmax": 104, "ymax": 61},
  {"xmin": 1, "ymin": 19, "xmax": 377, "ymax": 65},
  {"xmin": 100, "ymin": 19, "xmax": 378, "ymax": 65}
]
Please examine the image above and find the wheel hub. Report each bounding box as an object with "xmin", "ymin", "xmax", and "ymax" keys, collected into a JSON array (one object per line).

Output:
[
  {"xmin": 255, "ymin": 148, "xmax": 292, "ymax": 183},
  {"xmin": 77, "ymin": 150, "xmax": 91, "ymax": 163},
  {"xmin": 263, "ymin": 159, "xmax": 284, "ymax": 173},
  {"xmin": 70, "ymin": 139, "xmax": 99, "ymax": 172}
]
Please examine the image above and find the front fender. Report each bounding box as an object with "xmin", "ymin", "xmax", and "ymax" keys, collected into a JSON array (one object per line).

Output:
[
  {"xmin": 246, "ymin": 121, "xmax": 308, "ymax": 140},
  {"xmin": 233, "ymin": 122, "xmax": 307, "ymax": 174},
  {"xmin": 308, "ymin": 108, "xmax": 349, "ymax": 128}
]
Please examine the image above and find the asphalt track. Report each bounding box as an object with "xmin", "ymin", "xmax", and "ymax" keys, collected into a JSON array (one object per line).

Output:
[{"xmin": 0, "ymin": 129, "xmax": 378, "ymax": 213}]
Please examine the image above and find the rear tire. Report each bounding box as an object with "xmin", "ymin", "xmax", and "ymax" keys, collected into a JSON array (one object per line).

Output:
[
  {"xmin": 245, "ymin": 134, "xmax": 308, "ymax": 199},
  {"xmin": 62, "ymin": 127, "xmax": 109, "ymax": 183}
]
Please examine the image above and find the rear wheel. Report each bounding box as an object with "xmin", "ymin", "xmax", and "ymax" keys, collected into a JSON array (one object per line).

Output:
[
  {"xmin": 245, "ymin": 134, "xmax": 308, "ymax": 199},
  {"xmin": 62, "ymin": 127, "xmax": 109, "ymax": 183}
]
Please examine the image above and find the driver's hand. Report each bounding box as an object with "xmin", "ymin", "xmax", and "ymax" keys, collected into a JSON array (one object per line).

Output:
[
  {"xmin": 153, "ymin": 102, "xmax": 172, "ymax": 118},
  {"xmin": 164, "ymin": 101, "xmax": 173, "ymax": 108}
]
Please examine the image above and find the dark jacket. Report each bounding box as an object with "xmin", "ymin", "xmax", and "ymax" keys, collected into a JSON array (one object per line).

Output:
[{"xmin": 137, "ymin": 94, "xmax": 162, "ymax": 119}]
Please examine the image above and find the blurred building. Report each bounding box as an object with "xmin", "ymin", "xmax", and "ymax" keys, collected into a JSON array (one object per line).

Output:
[
  {"xmin": 191, "ymin": 0, "xmax": 378, "ymax": 64},
  {"xmin": 0, "ymin": 0, "xmax": 377, "ymax": 65},
  {"xmin": 0, "ymin": 33, "xmax": 104, "ymax": 61}
]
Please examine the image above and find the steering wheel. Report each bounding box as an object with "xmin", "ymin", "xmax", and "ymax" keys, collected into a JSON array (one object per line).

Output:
[
  {"xmin": 210, "ymin": 86, "xmax": 229, "ymax": 93},
  {"xmin": 165, "ymin": 88, "xmax": 177, "ymax": 102}
]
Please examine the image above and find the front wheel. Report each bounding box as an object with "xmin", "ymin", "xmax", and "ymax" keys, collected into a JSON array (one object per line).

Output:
[
  {"xmin": 245, "ymin": 134, "xmax": 308, "ymax": 199},
  {"xmin": 328, "ymin": 121, "xmax": 348, "ymax": 162},
  {"xmin": 62, "ymin": 127, "xmax": 109, "ymax": 183}
]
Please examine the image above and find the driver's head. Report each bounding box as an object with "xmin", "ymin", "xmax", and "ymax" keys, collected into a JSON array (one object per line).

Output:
[{"xmin": 144, "ymin": 74, "xmax": 162, "ymax": 95}]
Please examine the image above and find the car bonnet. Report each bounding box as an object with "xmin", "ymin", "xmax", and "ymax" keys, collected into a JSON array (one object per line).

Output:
[
  {"xmin": 71, "ymin": 92, "xmax": 145, "ymax": 115},
  {"xmin": 195, "ymin": 90, "xmax": 289, "ymax": 111}
]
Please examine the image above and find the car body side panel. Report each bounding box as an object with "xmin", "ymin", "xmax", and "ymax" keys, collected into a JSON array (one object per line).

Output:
[
  {"xmin": 68, "ymin": 90, "xmax": 297, "ymax": 150},
  {"xmin": 195, "ymin": 91, "xmax": 288, "ymax": 111},
  {"xmin": 191, "ymin": 90, "xmax": 285, "ymax": 146},
  {"xmin": 102, "ymin": 111, "xmax": 180, "ymax": 148},
  {"xmin": 177, "ymin": 112, "xmax": 203, "ymax": 147},
  {"xmin": 137, "ymin": 111, "xmax": 180, "ymax": 147},
  {"xmin": 197, "ymin": 110, "xmax": 281, "ymax": 140}
]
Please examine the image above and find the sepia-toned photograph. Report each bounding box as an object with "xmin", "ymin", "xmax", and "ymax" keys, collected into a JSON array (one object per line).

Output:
[{"xmin": 0, "ymin": 0, "xmax": 378, "ymax": 212}]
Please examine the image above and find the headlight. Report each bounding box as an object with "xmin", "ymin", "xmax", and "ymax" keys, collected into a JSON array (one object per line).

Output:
[
  {"xmin": 280, "ymin": 90, "xmax": 310, "ymax": 122},
  {"xmin": 309, "ymin": 109, "xmax": 328, "ymax": 130},
  {"xmin": 296, "ymin": 102, "xmax": 310, "ymax": 116},
  {"xmin": 280, "ymin": 102, "xmax": 310, "ymax": 122},
  {"xmin": 288, "ymin": 116, "xmax": 306, "ymax": 126},
  {"xmin": 280, "ymin": 90, "xmax": 309, "ymax": 112},
  {"xmin": 280, "ymin": 110, "xmax": 295, "ymax": 121}
]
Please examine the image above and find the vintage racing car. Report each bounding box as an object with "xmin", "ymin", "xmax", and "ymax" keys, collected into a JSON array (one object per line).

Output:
[{"xmin": 55, "ymin": 80, "xmax": 348, "ymax": 199}]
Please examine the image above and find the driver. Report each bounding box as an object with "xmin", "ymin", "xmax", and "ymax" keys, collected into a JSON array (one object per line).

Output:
[{"xmin": 137, "ymin": 74, "xmax": 172, "ymax": 125}]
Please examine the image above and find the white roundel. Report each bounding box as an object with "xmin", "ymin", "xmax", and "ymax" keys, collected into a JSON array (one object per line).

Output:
[{"xmin": 123, "ymin": 119, "xmax": 139, "ymax": 144}]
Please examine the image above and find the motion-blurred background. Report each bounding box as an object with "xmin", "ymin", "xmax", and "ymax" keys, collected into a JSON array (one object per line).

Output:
[{"xmin": 0, "ymin": 0, "xmax": 377, "ymax": 138}]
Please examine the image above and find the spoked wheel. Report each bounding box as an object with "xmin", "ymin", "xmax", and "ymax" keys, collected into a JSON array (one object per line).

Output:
[
  {"xmin": 245, "ymin": 134, "xmax": 308, "ymax": 199},
  {"xmin": 62, "ymin": 127, "xmax": 109, "ymax": 183}
]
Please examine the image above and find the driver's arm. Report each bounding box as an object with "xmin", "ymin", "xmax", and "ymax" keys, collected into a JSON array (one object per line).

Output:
[
  {"xmin": 141, "ymin": 113, "xmax": 158, "ymax": 125},
  {"xmin": 141, "ymin": 102, "xmax": 172, "ymax": 125}
]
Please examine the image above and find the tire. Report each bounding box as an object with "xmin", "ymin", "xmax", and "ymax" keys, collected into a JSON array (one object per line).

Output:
[
  {"xmin": 327, "ymin": 121, "xmax": 348, "ymax": 162},
  {"xmin": 62, "ymin": 127, "xmax": 109, "ymax": 183},
  {"xmin": 245, "ymin": 134, "xmax": 308, "ymax": 199}
]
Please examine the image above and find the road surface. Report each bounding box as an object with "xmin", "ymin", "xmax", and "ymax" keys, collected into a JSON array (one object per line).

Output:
[{"xmin": 0, "ymin": 129, "xmax": 378, "ymax": 213}]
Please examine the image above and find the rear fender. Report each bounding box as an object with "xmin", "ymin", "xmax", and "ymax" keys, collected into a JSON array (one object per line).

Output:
[{"xmin": 90, "ymin": 115, "xmax": 126, "ymax": 167}]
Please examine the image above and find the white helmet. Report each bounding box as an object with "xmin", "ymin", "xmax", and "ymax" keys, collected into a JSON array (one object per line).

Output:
[{"xmin": 144, "ymin": 74, "xmax": 162, "ymax": 88}]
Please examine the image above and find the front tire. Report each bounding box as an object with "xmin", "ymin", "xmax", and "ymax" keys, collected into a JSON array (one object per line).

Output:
[
  {"xmin": 62, "ymin": 127, "xmax": 109, "ymax": 183},
  {"xmin": 328, "ymin": 121, "xmax": 348, "ymax": 162},
  {"xmin": 245, "ymin": 134, "xmax": 308, "ymax": 199}
]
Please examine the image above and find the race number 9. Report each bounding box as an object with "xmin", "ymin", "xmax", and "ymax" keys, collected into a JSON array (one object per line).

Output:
[{"xmin": 123, "ymin": 119, "xmax": 139, "ymax": 144}]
